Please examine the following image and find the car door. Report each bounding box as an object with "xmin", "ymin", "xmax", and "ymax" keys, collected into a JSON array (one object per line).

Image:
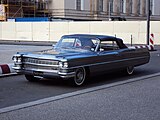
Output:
[{"xmin": 89, "ymin": 40, "xmax": 123, "ymax": 74}]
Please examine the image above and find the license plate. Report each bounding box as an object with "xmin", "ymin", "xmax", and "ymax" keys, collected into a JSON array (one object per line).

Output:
[{"xmin": 33, "ymin": 71, "xmax": 43, "ymax": 76}]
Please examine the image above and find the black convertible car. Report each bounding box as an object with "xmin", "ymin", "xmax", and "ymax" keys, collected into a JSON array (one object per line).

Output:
[{"xmin": 13, "ymin": 34, "xmax": 150, "ymax": 86}]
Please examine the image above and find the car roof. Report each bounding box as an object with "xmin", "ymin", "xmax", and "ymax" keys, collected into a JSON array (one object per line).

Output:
[{"xmin": 62, "ymin": 34, "xmax": 120, "ymax": 41}]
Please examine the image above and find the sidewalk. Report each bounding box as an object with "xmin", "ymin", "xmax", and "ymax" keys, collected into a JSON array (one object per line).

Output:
[
  {"xmin": 0, "ymin": 73, "xmax": 160, "ymax": 120},
  {"xmin": 0, "ymin": 40, "xmax": 54, "ymax": 46}
]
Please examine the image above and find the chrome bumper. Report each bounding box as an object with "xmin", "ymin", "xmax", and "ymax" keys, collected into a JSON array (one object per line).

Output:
[{"xmin": 13, "ymin": 66, "xmax": 75, "ymax": 79}]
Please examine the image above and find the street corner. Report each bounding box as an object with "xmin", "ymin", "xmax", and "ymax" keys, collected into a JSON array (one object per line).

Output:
[{"xmin": 0, "ymin": 64, "xmax": 17, "ymax": 77}]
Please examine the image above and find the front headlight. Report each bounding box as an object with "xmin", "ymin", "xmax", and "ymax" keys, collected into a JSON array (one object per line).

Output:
[
  {"xmin": 12, "ymin": 55, "xmax": 22, "ymax": 63},
  {"xmin": 17, "ymin": 57, "xmax": 22, "ymax": 62},
  {"xmin": 59, "ymin": 62, "xmax": 68, "ymax": 68}
]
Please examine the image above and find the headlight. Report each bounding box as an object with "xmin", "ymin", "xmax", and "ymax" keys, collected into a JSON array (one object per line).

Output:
[
  {"xmin": 13, "ymin": 57, "xmax": 17, "ymax": 62},
  {"xmin": 59, "ymin": 62, "xmax": 63, "ymax": 67},
  {"xmin": 59, "ymin": 62, "xmax": 68, "ymax": 68},
  {"xmin": 63, "ymin": 62, "xmax": 68, "ymax": 68},
  {"xmin": 12, "ymin": 55, "xmax": 22, "ymax": 63}
]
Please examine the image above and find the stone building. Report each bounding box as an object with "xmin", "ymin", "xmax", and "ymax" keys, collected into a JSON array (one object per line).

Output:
[
  {"xmin": 48, "ymin": 0, "xmax": 160, "ymax": 21},
  {"xmin": 1, "ymin": 0, "xmax": 160, "ymax": 21}
]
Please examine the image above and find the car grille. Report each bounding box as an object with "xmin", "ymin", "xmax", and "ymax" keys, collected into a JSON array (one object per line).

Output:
[
  {"xmin": 23, "ymin": 58, "xmax": 59, "ymax": 66},
  {"xmin": 23, "ymin": 64, "xmax": 58, "ymax": 70},
  {"xmin": 22, "ymin": 57, "xmax": 59, "ymax": 71}
]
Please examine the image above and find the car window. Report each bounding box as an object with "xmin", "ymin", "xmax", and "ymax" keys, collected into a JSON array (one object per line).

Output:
[
  {"xmin": 56, "ymin": 37, "xmax": 100, "ymax": 52},
  {"xmin": 75, "ymin": 39, "xmax": 82, "ymax": 47},
  {"xmin": 99, "ymin": 41, "xmax": 119, "ymax": 51},
  {"xmin": 60, "ymin": 38, "xmax": 75, "ymax": 48}
]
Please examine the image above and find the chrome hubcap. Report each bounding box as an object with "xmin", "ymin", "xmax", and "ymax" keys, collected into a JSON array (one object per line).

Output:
[
  {"xmin": 75, "ymin": 67, "xmax": 86, "ymax": 86},
  {"xmin": 127, "ymin": 66, "xmax": 134, "ymax": 75}
]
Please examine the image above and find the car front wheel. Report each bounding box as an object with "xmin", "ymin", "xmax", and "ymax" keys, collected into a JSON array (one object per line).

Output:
[
  {"xmin": 126, "ymin": 66, "xmax": 134, "ymax": 75},
  {"xmin": 73, "ymin": 67, "xmax": 86, "ymax": 86},
  {"xmin": 25, "ymin": 75, "xmax": 41, "ymax": 82}
]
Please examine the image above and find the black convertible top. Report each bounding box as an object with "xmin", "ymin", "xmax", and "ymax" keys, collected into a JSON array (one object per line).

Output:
[
  {"xmin": 63, "ymin": 34, "xmax": 116, "ymax": 41},
  {"xmin": 62, "ymin": 34, "xmax": 127, "ymax": 49}
]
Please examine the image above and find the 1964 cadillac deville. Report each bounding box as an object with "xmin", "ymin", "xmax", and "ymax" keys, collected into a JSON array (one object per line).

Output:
[{"xmin": 13, "ymin": 34, "xmax": 150, "ymax": 86}]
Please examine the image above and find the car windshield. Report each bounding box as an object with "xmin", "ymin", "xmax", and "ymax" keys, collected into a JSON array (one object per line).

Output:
[{"xmin": 55, "ymin": 36, "xmax": 99, "ymax": 52}]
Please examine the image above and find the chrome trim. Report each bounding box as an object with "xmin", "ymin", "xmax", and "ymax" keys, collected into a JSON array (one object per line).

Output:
[
  {"xmin": 23, "ymin": 58, "xmax": 59, "ymax": 66},
  {"xmin": 95, "ymin": 39, "xmax": 100, "ymax": 52},
  {"xmin": 14, "ymin": 63, "xmax": 22, "ymax": 65},
  {"xmin": 58, "ymin": 71, "xmax": 75, "ymax": 76},
  {"xmin": 23, "ymin": 62, "xmax": 59, "ymax": 67},
  {"xmin": 12, "ymin": 66, "xmax": 21, "ymax": 69},
  {"xmin": 63, "ymin": 56, "xmax": 150, "ymax": 69},
  {"xmin": 26, "ymin": 68, "xmax": 58, "ymax": 73},
  {"xmin": 14, "ymin": 56, "xmax": 149, "ymax": 71},
  {"xmin": 58, "ymin": 72, "xmax": 75, "ymax": 78}
]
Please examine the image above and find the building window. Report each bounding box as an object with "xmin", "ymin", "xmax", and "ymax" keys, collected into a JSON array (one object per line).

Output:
[
  {"xmin": 110, "ymin": 0, "xmax": 113, "ymax": 13},
  {"xmin": 120, "ymin": 0, "xmax": 124, "ymax": 13},
  {"xmin": 76, "ymin": 0, "xmax": 81, "ymax": 10},
  {"xmin": 130, "ymin": 0, "xmax": 132, "ymax": 14},
  {"xmin": 138, "ymin": 0, "xmax": 140, "ymax": 14},
  {"xmin": 98, "ymin": 0, "xmax": 103, "ymax": 12},
  {"xmin": 150, "ymin": 0, "xmax": 153, "ymax": 15}
]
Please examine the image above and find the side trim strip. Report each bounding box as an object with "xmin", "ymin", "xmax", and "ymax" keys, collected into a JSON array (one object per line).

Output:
[{"xmin": 65, "ymin": 56, "xmax": 150, "ymax": 69}]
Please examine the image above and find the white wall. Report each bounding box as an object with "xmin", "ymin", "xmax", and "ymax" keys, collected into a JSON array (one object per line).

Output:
[
  {"xmin": 49, "ymin": 22, "xmax": 69, "ymax": 42},
  {"xmin": 16, "ymin": 22, "xmax": 32, "ymax": 41},
  {"xmin": 0, "ymin": 21, "xmax": 160, "ymax": 45},
  {"xmin": 2, "ymin": 22, "xmax": 16, "ymax": 40},
  {"xmin": 32, "ymin": 22, "xmax": 49, "ymax": 41}
]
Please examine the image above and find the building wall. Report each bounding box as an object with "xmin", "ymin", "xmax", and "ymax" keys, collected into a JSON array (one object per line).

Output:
[
  {"xmin": 0, "ymin": 21, "xmax": 160, "ymax": 45},
  {"xmin": 49, "ymin": 0, "xmax": 65, "ymax": 17},
  {"xmin": 65, "ymin": 0, "xmax": 76, "ymax": 9}
]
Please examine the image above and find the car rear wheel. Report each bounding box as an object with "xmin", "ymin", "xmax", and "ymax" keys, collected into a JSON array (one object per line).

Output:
[
  {"xmin": 73, "ymin": 67, "xmax": 86, "ymax": 86},
  {"xmin": 126, "ymin": 66, "xmax": 134, "ymax": 75},
  {"xmin": 25, "ymin": 75, "xmax": 41, "ymax": 82}
]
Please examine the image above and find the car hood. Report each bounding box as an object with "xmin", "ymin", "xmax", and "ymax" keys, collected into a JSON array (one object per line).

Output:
[{"xmin": 20, "ymin": 49, "xmax": 95, "ymax": 60}]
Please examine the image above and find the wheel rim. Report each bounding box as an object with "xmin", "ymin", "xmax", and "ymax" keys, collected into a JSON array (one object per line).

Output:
[
  {"xmin": 127, "ymin": 66, "xmax": 134, "ymax": 75},
  {"xmin": 74, "ymin": 67, "xmax": 86, "ymax": 86}
]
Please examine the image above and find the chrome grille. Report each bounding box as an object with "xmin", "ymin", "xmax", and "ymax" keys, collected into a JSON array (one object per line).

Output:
[
  {"xmin": 23, "ymin": 58, "xmax": 58, "ymax": 66},
  {"xmin": 23, "ymin": 64, "xmax": 58, "ymax": 70},
  {"xmin": 22, "ymin": 57, "xmax": 59, "ymax": 71}
]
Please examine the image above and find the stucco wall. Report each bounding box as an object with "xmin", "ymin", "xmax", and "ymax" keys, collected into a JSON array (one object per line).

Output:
[{"xmin": 0, "ymin": 21, "xmax": 159, "ymax": 45}]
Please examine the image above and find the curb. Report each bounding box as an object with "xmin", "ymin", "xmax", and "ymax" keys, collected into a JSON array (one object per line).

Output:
[{"xmin": 0, "ymin": 64, "xmax": 17, "ymax": 77}]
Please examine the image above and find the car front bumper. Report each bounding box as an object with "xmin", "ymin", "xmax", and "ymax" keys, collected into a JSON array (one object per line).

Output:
[{"xmin": 13, "ymin": 66, "xmax": 75, "ymax": 79}]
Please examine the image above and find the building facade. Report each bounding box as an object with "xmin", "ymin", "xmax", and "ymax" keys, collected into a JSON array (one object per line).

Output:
[
  {"xmin": 1, "ymin": 0, "xmax": 160, "ymax": 21},
  {"xmin": 48, "ymin": 0, "xmax": 160, "ymax": 21}
]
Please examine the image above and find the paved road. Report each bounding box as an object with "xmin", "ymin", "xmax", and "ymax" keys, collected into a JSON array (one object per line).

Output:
[
  {"xmin": 0, "ymin": 45, "xmax": 52, "ymax": 64},
  {"xmin": 0, "ymin": 48, "xmax": 160, "ymax": 109},
  {"xmin": 1, "ymin": 73, "xmax": 160, "ymax": 120}
]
